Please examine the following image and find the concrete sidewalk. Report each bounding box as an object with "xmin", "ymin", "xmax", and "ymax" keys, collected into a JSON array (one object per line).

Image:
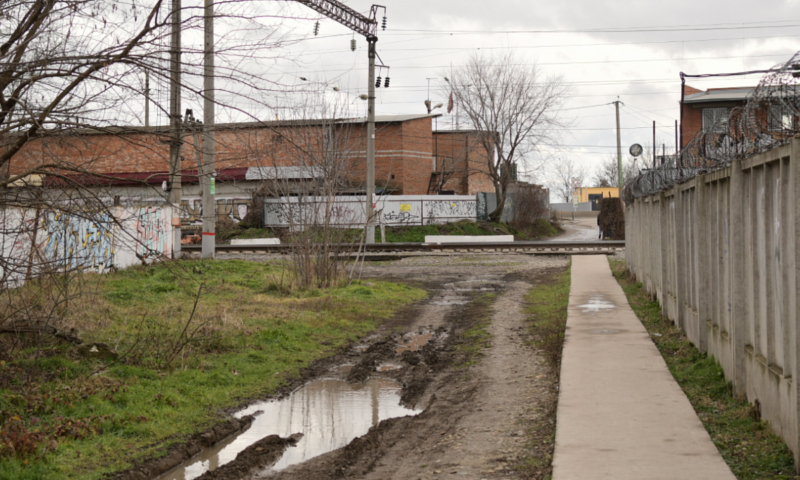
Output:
[{"xmin": 552, "ymin": 256, "xmax": 735, "ymax": 480}]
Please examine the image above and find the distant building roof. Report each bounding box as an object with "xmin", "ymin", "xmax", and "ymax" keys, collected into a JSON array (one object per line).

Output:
[
  {"xmin": 341, "ymin": 113, "xmax": 443, "ymax": 124},
  {"xmin": 683, "ymin": 87, "xmax": 755, "ymax": 104}
]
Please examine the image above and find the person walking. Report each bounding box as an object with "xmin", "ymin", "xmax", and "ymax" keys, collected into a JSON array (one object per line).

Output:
[{"xmin": 597, "ymin": 214, "xmax": 603, "ymax": 240}]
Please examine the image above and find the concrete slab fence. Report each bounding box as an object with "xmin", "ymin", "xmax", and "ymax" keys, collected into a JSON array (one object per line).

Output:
[
  {"xmin": 625, "ymin": 135, "xmax": 800, "ymax": 468},
  {"xmin": 0, "ymin": 204, "xmax": 174, "ymax": 288}
]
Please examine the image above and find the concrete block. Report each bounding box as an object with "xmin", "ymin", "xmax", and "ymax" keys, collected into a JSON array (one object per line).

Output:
[
  {"xmin": 230, "ymin": 238, "xmax": 280, "ymax": 246},
  {"xmin": 424, "ymin": 235, "xmax": 514, "ymax": 244}
]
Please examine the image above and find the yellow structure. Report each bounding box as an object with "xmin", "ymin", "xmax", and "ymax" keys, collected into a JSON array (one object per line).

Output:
[{"xmin": 572, "ymin": 187, "xmax": 619, "ymax": 203}]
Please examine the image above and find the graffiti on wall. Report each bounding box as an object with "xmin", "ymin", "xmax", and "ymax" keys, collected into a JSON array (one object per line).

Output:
[
  {"xmin": 135, "ymin": 207, "xmax": 172, "ymax": 260},
  {"xmin": 263, "ymin": 196, "xmax": 476, "ymax": 227},
  {"xmin": 180, "ymin": 197, "xmax": 251, "ymax": 225},
  {"xmin": 424, "ymin": 200, "xmax": 476, "ymax": 220},
  {"xmin": 41, "ymin": 210, "xmax": 115, "ymax": 272}
]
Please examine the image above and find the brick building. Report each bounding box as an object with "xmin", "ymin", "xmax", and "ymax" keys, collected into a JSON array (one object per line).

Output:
[
  {"xmin": 431, "ymin": 130, "xmax": 496, "ymax": 195},
  {"xmin": 680, "ymin": 85, "xmax": 754, "ymax": 148},
  {"xmin": 8, "ymin": 113, "xmax": 493, "ymax": 197},
  {"xmin": 680, "ymin": 84, "xmax": 797, "ymax": 148}
]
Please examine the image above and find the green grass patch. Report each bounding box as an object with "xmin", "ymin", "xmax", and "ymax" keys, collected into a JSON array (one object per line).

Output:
[
  {"xmin": 0, "ymin": 260, "xmax": 426, "ymax": 480},
  {"xmin": 608, "ymin": 258, "xmax": 797, "ymax": 480},
  {"xmin": 453, "ymin": 293, "xmax": 496, "ymax": 367},
  {"xmin": 524, "ymin": 267, "xmax": 571, "ymax": 367}
]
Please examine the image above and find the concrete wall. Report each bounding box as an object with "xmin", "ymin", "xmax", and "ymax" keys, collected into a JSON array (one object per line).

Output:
[
  {"xmin": 264, "ymin": 195, "xmax": 476, "ymax": 227},
  {"xmin": 550, "ymin": 202, "xmax": 593, "ymax": 212},
  {"xmin": 626, "ymin": 136, "xmax": 800, "ymax": 467},
  {"xmin": 0, "ymin": 204, "xmax": 173, "ymax": 287}
]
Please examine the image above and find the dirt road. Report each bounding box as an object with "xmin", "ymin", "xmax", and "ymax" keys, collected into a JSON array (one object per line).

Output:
[
  {"xmin": 262, "ymin": 255, "xmax": 568, "ymax": 480},
  {"xmin": 153, "ymin": 254, "xmax": 570, "ymax": 480},
  {"xmin": 549, "ymin": 217, "xmax": 599, "ymax": 242}
]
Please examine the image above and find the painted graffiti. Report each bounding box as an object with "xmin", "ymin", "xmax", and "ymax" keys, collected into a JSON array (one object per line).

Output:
[
  {"xmin": 383, "ymin": 211, "xmax": 419, "ymax": 224},
  {"xmin": 135, "ymin": 207, "xmax": 172, "ymax": 260},
  {"xmin": 263, "ymin": 196, "xmax": 476, "ymax": 228},
  {"xmin": 425, "ymin": 200, "xmax": 476, "ymax": 220},
  {"xmin": 41, "ymin": 210, "xmax": 115, "ymax": 272},
  {"xmin": 180, "ymin": 197, "xmax": 251, "ymax": 225}
]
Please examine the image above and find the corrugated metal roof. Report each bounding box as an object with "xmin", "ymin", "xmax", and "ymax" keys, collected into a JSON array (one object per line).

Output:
[{"xmin": 683, "ymin": 87, "xmax": 755, "ymax": 104}]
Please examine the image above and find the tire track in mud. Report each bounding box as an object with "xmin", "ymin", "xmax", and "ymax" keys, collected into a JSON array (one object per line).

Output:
[{"xmin": 261, "ymin": 256, "xmax": 566, "ymax": 480}]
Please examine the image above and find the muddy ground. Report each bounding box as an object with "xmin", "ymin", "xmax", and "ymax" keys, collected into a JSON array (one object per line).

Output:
[{"xmin": 121, "ymin": 253, "xmax": 571, "ymax": 480}]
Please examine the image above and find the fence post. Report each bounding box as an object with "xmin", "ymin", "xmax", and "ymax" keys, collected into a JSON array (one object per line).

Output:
[
  {"xmin": 675, "ymin": 186, "xmax": 686, "ymax": 332},
  {"xmin": 695, "ymin": 173, "xmax": 710, "ymax": 353},
  {"xmin": 730, "ymin": 157, "xmax": 747, "ymax": 396},
  {"xmin": 659, "ymin": 191, "xmax": 670, "ymax": 319},
  {"xmin": 792, "ymin": 134, "xmax": 800, "ymax": 469}
]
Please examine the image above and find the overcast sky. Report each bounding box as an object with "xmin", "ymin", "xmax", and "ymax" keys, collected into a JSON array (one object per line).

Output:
[{"xmin": 166, "ymin": 0, "xmax": 800, "ymax": 189}]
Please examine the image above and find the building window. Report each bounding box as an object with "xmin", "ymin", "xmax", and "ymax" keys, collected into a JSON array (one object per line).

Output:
[
  {"xmin": 768, "ymin": 104, "xmax": 793, "ymax": 132},
  {"xmin": 702, "ymin": 107, "xmax": 729, "ymax": 134}
]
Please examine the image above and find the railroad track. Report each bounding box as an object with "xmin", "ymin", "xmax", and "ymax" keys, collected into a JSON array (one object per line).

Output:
[{"xmin": 183, "ymin": 240, "xmax": 624, "ymax": 256}]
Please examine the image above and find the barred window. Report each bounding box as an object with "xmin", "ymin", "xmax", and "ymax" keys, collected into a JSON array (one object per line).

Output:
[
  {"xmin": 702, "ymin": 107, "xmax": 729, "ymax": 134},
  {"xmin": 768, "ymin": 104, "xmax": 792, "ymax": 132}
]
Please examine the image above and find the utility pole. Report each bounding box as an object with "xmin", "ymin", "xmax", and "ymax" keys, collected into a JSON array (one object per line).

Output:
[
  {"xmin": 614, "ymin": 99, "xmax": 623, "ymax": 200},
  {"xmin": 366, "ymin": 39, "xmax": 376, "ymax": 243},
  {"xmin": 652, "ymin": 120, "xmax": 656, "ymax": 170},
  {"xmin": 294, "ymin": 0, "xmax": 386, "ymax": 244},
  {"xmin": 168, "ymin": 0, "xmax": 182, "ymax": 259},
  {"xmin": 145, "ymin": 70, "xmax": 150, "ymax": 128},
  {"xmin": 202, "ymin": 0, "xmax": 216, "ymax": 258}
]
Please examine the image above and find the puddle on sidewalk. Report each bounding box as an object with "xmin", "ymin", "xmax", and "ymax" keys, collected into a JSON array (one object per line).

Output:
[
  {"xmin": 157, "ymin": 378, "xmax": 419, "ymax": 480},
  {"xmin": 577, "ymin": 295, "xmax": 617, "ymax": 314}
]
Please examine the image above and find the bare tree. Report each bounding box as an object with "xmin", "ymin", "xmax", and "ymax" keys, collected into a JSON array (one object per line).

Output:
[
  {"xmin": 550, "ymin": 158, "xmax": 586, "ymax": 203},
  {"xmin": 0, "ymin": 0, "xmax": 305, "ymax": 355},
  {"xmin": 442, "ymin": 51, "xmax": 570, "ymax": 221},
  {"xmin": 248, "ymin": 93, "xmax": 364, "ymax": 290},
  {"xmin": 593, "ymin": 154, "xmax": 639, "ymax": 188}
]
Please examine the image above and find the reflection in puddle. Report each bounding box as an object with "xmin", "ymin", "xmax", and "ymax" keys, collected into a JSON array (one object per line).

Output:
[
  {"xmin": 331, "ymin": 364, "xmax": 354, "ymax": 374},
  {"xmin": 577, "ymin": 295, "xmax": 617, "ymax": 313},
  {"xmin": 395, "ymin": 330, "xmax": 434, "ymax": 354},
  {"xmin": 352, "ymin": 344, "xmax": 369, "ymax": 353},
  {"xmin": 157, "ymin": 379, "xmax": 418, "ymax": 480},
  {"xmin": 430, "ymin": 296, "xmax": 470, "ymax": 306},
  {"xmin": 376, "ymin": 363, "xmax": 403, "ymax": 372}
]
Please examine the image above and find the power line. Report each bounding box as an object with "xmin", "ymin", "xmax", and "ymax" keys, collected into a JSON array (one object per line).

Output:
[{"xmin": 383, "ymin": 20, "xmax": 800, "ymax": 35}]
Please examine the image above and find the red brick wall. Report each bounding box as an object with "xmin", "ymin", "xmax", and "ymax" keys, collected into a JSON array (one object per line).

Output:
[
  {"xmin": 9, "ymin": 118, "xmax": 440, "ymax": 195},
  {"xmin": 432, "ymin": 131, "xmax": 494, "ymax": 195},
  {"xmin": 401, "ymin": 118, "xmax": 434, "ymax": 195}
]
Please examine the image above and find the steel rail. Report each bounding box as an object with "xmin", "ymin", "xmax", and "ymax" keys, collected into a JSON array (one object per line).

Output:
[{"xmin": 182, "ymin": 241, "xmax": 624, "ymax": 254}]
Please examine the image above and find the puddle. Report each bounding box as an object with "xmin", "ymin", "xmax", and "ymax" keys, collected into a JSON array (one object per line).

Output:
[
  {"xmin": 157, "ymin": 378, "xmax": 419, "ymax": 480},
  {"xmin": 430, "ymin": 296, "xmax": 470, "ymax": 306},
  {"xmin": 452, "ymin": 287, "xmax": 495, "ymax": 292},
  {"xmin": 577, "ymin": 295, "xmax": 617, "ymax": 313},
  {"xmin": 352, "ymin": 344, "xmax": 369, "ymax": 353},
  {"xmin": 331, "ymin": 364, "xmax": 354, "ymax": 374},
  {"xmin": 376, "ymin": 363, "xmax": 403, "ymax": 372},
  {"xmin": 395, "ymin": 330, "xmax": 434, "ymax": 354}
]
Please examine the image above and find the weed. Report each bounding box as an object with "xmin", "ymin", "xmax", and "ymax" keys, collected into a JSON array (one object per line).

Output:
[
  {"xmin": 524, "ymin": 268, "xmax": 571, "ymax": 368},
  {"xmin": 608, "ymin": 259, "xmax": 797, "ymax": 479},
  {"xmin": 453, "ymin": 293, "xmax": 496, "ymax": 367}
]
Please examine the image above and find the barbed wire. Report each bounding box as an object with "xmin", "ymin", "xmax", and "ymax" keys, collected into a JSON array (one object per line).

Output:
[{"xmin": 626, "ymin": 50, "xmax": 800, "ymax": 201}]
